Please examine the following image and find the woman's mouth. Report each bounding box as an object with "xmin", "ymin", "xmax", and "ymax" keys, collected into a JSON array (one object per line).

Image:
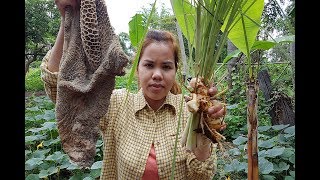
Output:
[{"xmin": 149, "ymin": 84, "xmax": 163, "ymax": 91}]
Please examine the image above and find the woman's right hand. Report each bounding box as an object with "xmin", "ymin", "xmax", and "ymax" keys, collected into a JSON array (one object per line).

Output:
[{"xmin": 54, "ymin": 0, "xmax": 80, "ymax": 18}]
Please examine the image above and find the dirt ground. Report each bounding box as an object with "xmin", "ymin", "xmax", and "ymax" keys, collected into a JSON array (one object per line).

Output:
[{"xmin": 25, "ymin": 90, "xmax": 47, "ymax": 98}]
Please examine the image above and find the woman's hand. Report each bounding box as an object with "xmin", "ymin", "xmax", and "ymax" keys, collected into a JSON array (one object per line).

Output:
[
  {"xmin": 207, "ymin": 86, "xmax": 227, "ymax": 131},
  {"xmin": 54, "ymin": 0, "xmax": 80, "ymax": 18}
]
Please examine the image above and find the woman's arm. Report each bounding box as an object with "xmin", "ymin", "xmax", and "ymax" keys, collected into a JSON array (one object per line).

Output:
[
  {"xmin": 40, "ymin": 0, "xmax": 80, "ymax": 102},
  {"xmin": 47, "ymin": 20, "xmax": 64, "ymax": 73},
  {"xmin": 186, "ymin": 143, "xmax": 218, "ymax": 179}
]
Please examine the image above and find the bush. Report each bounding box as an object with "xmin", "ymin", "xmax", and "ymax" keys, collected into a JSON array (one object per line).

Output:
[
  {"xmin": 215, "ymin": 124, "xmax": 295, "ymax": 180},
  {"xmin": 25, "ymin": 68, "xmax": 44, "ymax": 92}
]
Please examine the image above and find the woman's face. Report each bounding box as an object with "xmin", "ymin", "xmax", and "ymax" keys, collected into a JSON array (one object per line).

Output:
[{"xmin": 137, "ymin": 42, "xmax": 176, "ymax": 107}]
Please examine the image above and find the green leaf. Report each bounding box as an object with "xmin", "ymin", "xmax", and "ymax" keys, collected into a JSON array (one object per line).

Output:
[
  {"xmin": 26, "ymin": 106, "xmax": 40, "ymax": 112},
  {"xmin": 91, "ymin": 160, "xmax": 103, "ymax": 169},
  {"xmin": 232, "ymin": 136, "xmax": 247, "ymax": 145},
  {"xmin": 224, "ymin": 159, "xmax": 246, "ymax": 173},
  {"xmin": 261, "ymin": 175, "xmax": 276, "ymax": 180},
  {"xmin": 69, "ymin": 174, "xmax": 84, "ymax": 180},
  {"xmin": 26, "ymin": 158, "xmax": 43, "ymax": 166},
  {"xmin": 284, "ymin": 176, "xmax": 295, "ymax": 180},
  {"xmin": 67, "ymin": 162, "xmax": 81, "ymax": 170},
  {"xmin": 258, "ymin": 125, "xmax": 271, "ymax": 132},
  {"xmin": 38, "ymin": 169, "xmax": 49, "ymax": 178},
  {"xmin": 289, "ymin": 155, "xmax": 295, "ymax": 164},
  {"xmin": 272, "ymin": 124, "xmax": 290, "ymax": 130},
  {"xmin": 43, "ymin": 138, "xmax": 60, "ymax": 147},
  {"xmin": 226, "ymin": 0, "xmax": 264, "ymax": 56},
  {"xmin": 251, "ymin": 40, "xmax": 276, "ymax": 50},
  {"xmin": 170, "ymin": 0, "xmax": 195, "ymax": 45},
  {"xmin": 222, "ymin": 49, "xmax": 241, "ymax": 64},
  {"xmin": 43, "ymin": 110, "xmax": 55, "ymax": 120},
  {"xmin": 289, "ymin": 171, "xmax": 295, "ymax": 177},
  {"xmin": 277, "ymin": 161, "xmax": 290, "ymax": 171},
  {"xmin": 259, "ymin": 157, "xmax": 274, "ymax": 174},
  {"xmin": 281, "ymin": 147, "xmax": 294, "ymax": 158},
  {"xmin": 129, "ymin": 14, "xmax": 145, "ymax": 48},
  {"xmin": 90, "ymin": 169, "xmax": 101, "ymax": 178},
  {"xmin": 265, "ymin": 147, "xmax": 285, "ymax": 157},
  {"xmin": 42, "ymin": 121, "xmax": 56, "ymax": 131},
  {"xmin": 47, "ymin": 166, "xmax": 59, "ymax": 176},
  {"xmin": 83, "ymin": 177, "xmax": 94, "ymax": 180},
  {"xmin": 284, "ymin": 125, "xmax": 295, "ymax": 135},
  {"xmin": 258, "ymin": 150, "xmax": 266, "ymax": 157},
  {"xmin": 45, "ymin": 151, "xmax": 65, "ymax": 161},
  {"xmin": 31, "ymin": 149, "xmax": 51, "ymax": 159},
  {"xmin": 258, "ymin": 138, "xmax": 275, "ymax": 148},
  {"xmin": 274, "ymin": 35, "xmax": 295, "ymax": 43},
  {"xmin": 228, "ymin": 148, "xmax": 241, "ymax": 156},
  {"xmin": 25, "ymin": 174, "xmax": 40, "ymax": 180}
]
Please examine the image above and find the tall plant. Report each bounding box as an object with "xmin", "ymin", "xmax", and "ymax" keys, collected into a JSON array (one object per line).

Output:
[{"xmin": 171, "ymin": 0, "xmax": 264, "ymax": 179}]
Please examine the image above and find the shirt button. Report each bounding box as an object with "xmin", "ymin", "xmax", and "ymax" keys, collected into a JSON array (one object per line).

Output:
[{"xmin": 153, "ymin": 119, "xmax": 155, "ymax": 123}]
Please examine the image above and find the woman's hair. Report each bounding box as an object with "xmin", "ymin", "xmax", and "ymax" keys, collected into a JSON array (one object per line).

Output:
[{"xmin": 137, "ymin": 29, "xmax": 182, "ymax": 94}]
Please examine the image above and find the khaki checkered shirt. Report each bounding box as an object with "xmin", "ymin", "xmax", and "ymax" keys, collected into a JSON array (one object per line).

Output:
[{"xmin": 40, "ymin": 50, "xmax": 217, "ymax": 179}]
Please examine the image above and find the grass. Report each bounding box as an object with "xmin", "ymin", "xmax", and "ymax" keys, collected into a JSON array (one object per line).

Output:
[{"xmin": 25, "ymin": 67, "xmax": 45, "ymax": 92}]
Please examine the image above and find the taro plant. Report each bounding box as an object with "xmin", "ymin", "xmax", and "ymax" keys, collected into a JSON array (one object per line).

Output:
[
  {"xmin": 217, "ymin": 124, "xmax": 295, "ymax": 180},
  {"xmin": 170, "ymin": 0, "xmax": 265, "ymax": 179}
]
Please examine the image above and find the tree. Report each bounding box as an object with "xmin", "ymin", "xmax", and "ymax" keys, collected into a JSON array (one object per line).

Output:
[
  {"xmin": 118, "ymin": 32, "xmax": 135, "ymax": 58},
  {"xmin": 138, "ymin": 2, "xmax": 176, "ymax": 33},
  {"xmin": 25, "ymin": 0, "xmax": 60, "ymax": 74}
]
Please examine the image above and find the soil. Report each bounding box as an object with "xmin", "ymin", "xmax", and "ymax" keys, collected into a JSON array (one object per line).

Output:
[{"xmin": 25, "ymin": 90, "xmax": 47, "ymax": 98}]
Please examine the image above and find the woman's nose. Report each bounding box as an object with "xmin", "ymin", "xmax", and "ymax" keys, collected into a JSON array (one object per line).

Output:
[{"xmin": 152, "ymin": 68, "xmax": 163, "ymax": 81}]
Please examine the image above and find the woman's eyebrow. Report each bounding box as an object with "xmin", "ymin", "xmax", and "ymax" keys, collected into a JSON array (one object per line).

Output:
[
  {"xmin": 143, "ymin": 60, "xmax": 154, "ymax": 63},
  {"xmin": 163, "ymin": 61, "xmax": 174, "ymax": 65}
]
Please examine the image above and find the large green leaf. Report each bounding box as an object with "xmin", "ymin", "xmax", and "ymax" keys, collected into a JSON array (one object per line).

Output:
[
  {"xmin": 225, "ymin": 0, "xmax": 264, "ymax": 56},
  {"xmin": 251, "ymin": 35, "xmax": 295, "ymax": 50},
  {"xmin": 170, "ymin": 0, "xmax": 195, "ymax": 44},
  {"xmin": 128, "ymin": 14, "xmax": 145, "ymax": 48}
]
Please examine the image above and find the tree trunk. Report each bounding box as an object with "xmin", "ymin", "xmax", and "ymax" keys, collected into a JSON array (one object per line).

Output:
[
  {"xmin": 175, "ymin": 21, "xmax": 188, "ymax": 82},
  {"xmin": 271, "ymin": 92, "xmax": 295, "ymax": 126},
  {"xmin": 246, "ymin": 78, "xmax": 259, "ymax": 180},
  {"xmin": 289, "ymin": 42, "xmax": 295, "ymax": 95},
  {"xmin": 258, "ymin": 69, "xmax": 295, "ymax": 126},
  {"xmin": 226, "ymin": 40, "xmax": 238, "ymax": 89},
  {"xmin": 25, "ymin": 55, "xmax": 38, "ymax": 75}
]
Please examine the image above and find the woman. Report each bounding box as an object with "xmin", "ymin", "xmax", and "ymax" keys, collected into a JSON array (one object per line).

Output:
[{"xmin": 41, "ymin": 0, "xmax": 226, "ymax": 179}]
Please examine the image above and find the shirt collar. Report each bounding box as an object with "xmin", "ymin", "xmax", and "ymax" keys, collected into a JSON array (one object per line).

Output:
[{"xmin": 134, "ymin": 89, "xmax": 178, "ymax": 114}]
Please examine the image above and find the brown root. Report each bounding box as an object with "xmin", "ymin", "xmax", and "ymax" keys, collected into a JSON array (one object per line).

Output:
[{"xmin": 187, "ymin": 77, "xmax": 227, "ymax": 148}]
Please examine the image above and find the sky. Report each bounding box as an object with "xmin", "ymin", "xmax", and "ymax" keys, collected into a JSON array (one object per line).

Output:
[{"xmin": 105, "ymin": 0, "xmax": 173, "ymax": 34}]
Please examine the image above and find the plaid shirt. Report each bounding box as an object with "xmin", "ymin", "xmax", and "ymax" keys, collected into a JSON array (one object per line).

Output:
[{"xmin": 40, "ymin": 50, "xmax": 217, "ymax": 180}]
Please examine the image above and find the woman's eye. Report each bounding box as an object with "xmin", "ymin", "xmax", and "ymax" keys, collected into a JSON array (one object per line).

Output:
[
  {"xmin": 145, "ymin": 64, "xmax": 153, "ymax": 68},
  {"xmin": 163, "ymin": 65, "xmax": 173, "ymax": 70}
]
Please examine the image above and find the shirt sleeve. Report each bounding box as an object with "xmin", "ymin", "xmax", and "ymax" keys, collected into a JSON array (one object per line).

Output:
[
  {"xmin": 186, "ymin": 141, "xmax": 218, "ymax": 179},
  {"xmin": 99, "ymin": 88, "xmax": 126, "ymax": 132},
  {"xmin": 40, "ymin": 50, "xmax": 58, "ymax": 104}
]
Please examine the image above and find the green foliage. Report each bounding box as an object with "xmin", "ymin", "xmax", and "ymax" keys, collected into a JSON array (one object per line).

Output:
[
  {"xmin": 25, "ymin": 75, "xmax": 138, "ymax": 179},
  {"xmin": 118, "ymin": 32, "xmax": 135, "ymax": 57},
  {"xmin": 25, "ymin": 95, "xmax": 104, "ymax": 179},
  {"xmin": 115, "ymin": 70, "xmax": 138, "ymax": 92},
  {"xmin": 138, "ymin": 2, "xmax": 176, "ymax": 33},
  {"xmin": 25, "ymin": 68, "xmax": 45, "ymax": 92},
  {"xmin": 215, "ymin": 124, "xmax": 295, "ymax": 179},
  {"xmin": 29, "ymin": 61, "xmax": 42, "ymax": 69}
]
